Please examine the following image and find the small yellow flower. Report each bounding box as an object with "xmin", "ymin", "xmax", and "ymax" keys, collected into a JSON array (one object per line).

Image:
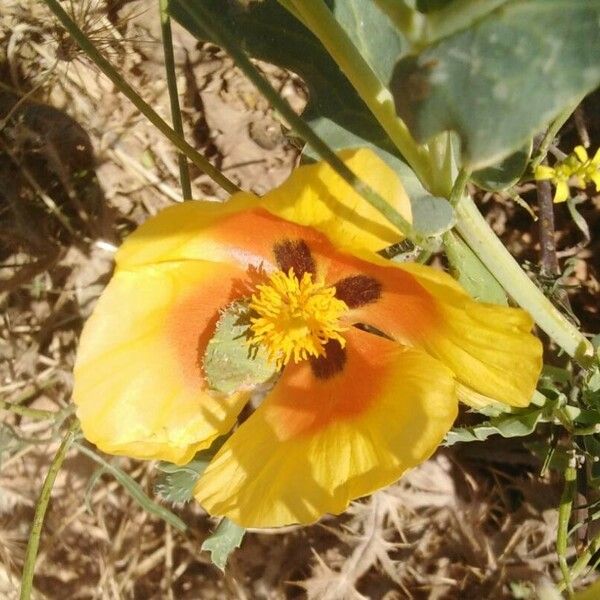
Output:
[
  {"xmin": 535, "ymin": 146, "xmax": 600, "ymax": 203},
  {"xmin": 573, "ymin": 145, "xmax": 600, "ymax": 192},
  {"xmin": 73, "ymin": 149, "xmax": 543, "ymax": 527}
]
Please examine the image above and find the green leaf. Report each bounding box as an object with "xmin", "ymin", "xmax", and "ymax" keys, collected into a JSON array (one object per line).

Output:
[
  {"xmin": 332, "ymin": 0, "xmax": 407, "ymax": 85},
  {"xmin": 390, "ymin": 0, "xmax": 600, "ymax": 170},
  {"xmin": 75, "ymin": 442, "xmax": 187, "ymax": 531},
  {"xmin": 201, "ymin": 519, "xmax": 245, "ymax": 571},
  {"xmin": 155, "ymin": 457, "xmax": 210, "ymax": 504},
  {"xmin": 155, "ymin": 436, "xmax": 228, "ymax": 504},
  {"xmin": 471, "ymin": 142, "xmax": 532, "ymax": 191},
  {"xmin": 443, "ymin": 231, "xmax": 508, "ymax": 304},
  {"xmin": 203, "ymin": 302, "xmax": 277, "ymax": 395},
  {"xmin": 445, "ymin": 404, "xmax": 546, "ymax": 446}
]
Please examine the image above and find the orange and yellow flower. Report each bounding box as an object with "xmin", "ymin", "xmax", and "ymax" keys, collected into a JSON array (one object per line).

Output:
[{"xmin": 74, "ymin": 149, "xmax": 542, "ymax": 528}]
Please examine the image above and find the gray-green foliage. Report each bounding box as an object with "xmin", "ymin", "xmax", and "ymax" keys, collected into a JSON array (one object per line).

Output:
[
  {"xmin": 201, "ymin": 519, "xmax": 246, "ymax": 571},
  {"xmin": 390, "ymin": 0, "xmax": 600, "ymax": 169}
]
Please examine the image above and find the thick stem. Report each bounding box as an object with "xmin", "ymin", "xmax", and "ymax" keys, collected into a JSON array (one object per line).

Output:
[
  {"xmin": 455, "ymin": 195, "xmax": 593, "ymax": 363},
  {"xmin": 159, "ymin": 0, "xmax": 192, "ymax": 200},
  {"xmin": 43, "ymin": 0, "xmax": 239, "ymax": 195},
  {"xmin": 20, "ymin": 421, "xmax": 78, "ymax": 600},
  {"xmin": 180, "ymin": 2, "xmax": 423, "ymax": 245},
  {"xmin": 557, "ymin": 462, "xmax": 577, "ymax": 597},
  {"xmin": 536, "ymin": 165, "xmax": 560, "ymax": 278},
  {"xmin": 281, "ymin": 0, "xmax": 431, "ymax": 187}
]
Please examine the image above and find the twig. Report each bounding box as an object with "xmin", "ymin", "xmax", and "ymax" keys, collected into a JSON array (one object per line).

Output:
[{"xmin": 536, "ymin": 159, "xmax": 560, "ymax": 278}]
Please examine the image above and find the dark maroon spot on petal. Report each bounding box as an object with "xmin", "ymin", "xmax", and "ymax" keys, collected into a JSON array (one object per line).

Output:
[
  {"xmin": 310, "ymin": 340, "xmax": 346, "ymax": 380},
  {"xmin": 273, "ymin": 239, "xmax": 316, "ymax": 277},
  {"xmin": 334, "ymin": 275, "xmax": 382, "ymax": 308}
]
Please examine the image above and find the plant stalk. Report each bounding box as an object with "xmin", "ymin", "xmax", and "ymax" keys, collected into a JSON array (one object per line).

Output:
[
  {"xmin": 557, "ymin": 462, "xmax": 577, "ymax": 597},
  {"xmin": 20, "ymin": 421, "xmax": 78, "ymax": 600},
  {"xmin": 280, "ymin": 0, "xmax": 431, "ymax": 188},
  {"xmin": 455, "ymin": 195, "xmax": 593, "ymax": 363},
  {"xmin": 43, "ymin": 0, "xmax": 239, "ymax": 195},
  {"xmin": 159, "ymin": 0, "xmax": 192, "ymax": 200}
]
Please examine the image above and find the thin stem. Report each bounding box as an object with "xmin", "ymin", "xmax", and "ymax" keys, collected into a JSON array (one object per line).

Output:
[
  {"xmin": 43, "ymin": 0, "xmax": 239, "ymax": 195},
  {"xmin": 557, "ymin": 462, "xmax": 577, "ymax": 597},
  {"xmin": 455, "ymin": 195, "xmax": 594, "ymax": 363},
  {"xmin": 531, "ymin": 100, "xmax": 580, "ymax": 171},
  {"xmin": 536, "ymin": 162, "xmax": 560, "ymax": 277},
  {"xmin": 564, "ymin": 530, "xmax": 600, "ymax": 588},
  {"xmin": 180, "ymin": 2, "xmax": 423, "ymax": 245},
  {"xmin": 20, "ymin": 421, "xmax": 78, "ymax": 600},
  {"xmin": 449, "ymin": 167, "xmax": 471, "ymax": 206},
  {"xmin": 280, "ymin": 0, "xmax": 432, "ymax": 188},
  {"xmin": 159, "ymin": 0, "xmax": 192, "ymax": 200},
  {"xmin": 75, "ymin": 442, "xmax": 187, "ymax": 532},
  {"xmin": 0, "ymin": 400, "xmax": 58, "ymax": 420}
]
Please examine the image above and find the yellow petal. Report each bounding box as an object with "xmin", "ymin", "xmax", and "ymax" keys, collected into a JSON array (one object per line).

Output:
[
  {"xmin": 313, "ymin": 252, "xmax": 542, "ymax": 409},
  {"xmin": 399, "ymin": 263, "xmax": 542, "ymax": 407},
  {"xmin": 261, "ymin": 148, "xmax": 412, "ymax": 254},
  {"xmin": 591, "ymin": 147, "xmax": 600, "ymax": 166},
  {"xmin": 554, "ymin": 180, "xmax": 569, "ymax": 203},
  {"xmin": 574, "ymin": 145, "xmax": 589, "ymax": 163},
  {"xmin": 195, "ymin": 328, "xmax": 457, "ymax": 527},
  {"xmin": 534, "ymin": 165, "xmax": 555, "ymax": 181},
  {"xmin": 590, "ymin": 171, "xmax": 600, "ymax": 191},
  {"xmin": 74, "ymin": 261, "xmax": 249, "ymax": 464}
]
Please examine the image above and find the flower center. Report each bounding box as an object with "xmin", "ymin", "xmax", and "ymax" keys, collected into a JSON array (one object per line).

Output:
[{"xmin": 248, "ymin": 269, "xmax": 348, "ymax": 369}]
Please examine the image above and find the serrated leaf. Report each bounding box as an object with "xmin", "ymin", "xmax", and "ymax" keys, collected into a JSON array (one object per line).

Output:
[
  {"xmin": 444, "ymin": 404, "xmax": 545, "ymax": 446},
  {"xmin": 390, "ymin": 0, "xmax": 600, "ymax": 170},
  {"xmin": 472, "ymin": 142, "xmax": 532, "ymax": 191},
  {"xmin": 155, "ymin": 458, "xmax": 210, "ymax": 504},
  {"xmin": 203, "ymin": 302, "xmax": 277, "ymax": 395},
  {"xmin": 201, "ymin": 519, "xmax": 245, "ymax": 571},
  {"xmin": 443, "ymin": 231, "xmax": 508, "ymax": 304}
]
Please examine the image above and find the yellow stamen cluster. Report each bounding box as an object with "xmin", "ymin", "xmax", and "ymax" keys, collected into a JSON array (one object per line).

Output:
[
  {"xmin": 534, "ymin": 145, "xmax": 600, "ymax": 203},
  {"xmin": 248, "ymin": 269, "xmax": 348, "ymax": 369}
]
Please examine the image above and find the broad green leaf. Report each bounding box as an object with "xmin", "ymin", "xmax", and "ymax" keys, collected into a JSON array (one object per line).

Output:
[
  {"xmin": 390, "ymin": 0, "xmax": 600, "ymax": 170},
  {"xmin": 443, "ymin": 231, "xmax": 508, "ymax": 304},
  {"xmin": 203, "ymin": 302, "xmax": 277, "ymax": 395},
  {"xmin": 201, "ymin": 519, "xmax": 245, "ymax": 571},
  {"xmin": 471, "ymin": 142, "xmax": 532, "ymax": 192},
  {"xmin": 332, "ymin": 0, "xmax": 407, "ymax": 84},
  {"xmin": 169, "ymin": 0, "xmax": 391, "ymax": 149}
]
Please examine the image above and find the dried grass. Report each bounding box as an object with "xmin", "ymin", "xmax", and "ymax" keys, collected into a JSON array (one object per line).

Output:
[{"xmin": 1, "ymin": 1, "xmax": 598, "ymax": 598}]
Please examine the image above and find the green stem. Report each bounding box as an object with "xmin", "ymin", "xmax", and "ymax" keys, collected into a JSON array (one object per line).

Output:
[
  {"xmin": 557, "ymin": 462, "xmax": 577, "ymax": 597},
  {"xmin": 531, "ymin": 99, "xmax": 582, "ymax": 171},
  {"xmin": 564, "ymin": 531, "xmax": 600, "ymax": 589},
  {"xmin": 0, "ymin": 400, "xmax": 58, "ymax": 420},
  {"xmin": 180, "ymin": 2, "xmax": 423, "ymax": 245},
  {"xmin": 43, "ymin": 0, "xmax": 239, "ymax": 195},
  {"xmin": 449, "ymin": 167, "xmax": 471, "ymax": 206},
  {"xmin": 159, "ymin": 0, "xmax": 192, "ymax": 200},
  {"xmin": 20, "ymin": 421, "xmax": 78, "ymax": 600},
  {"xmin": 280, "ymin": 0, "xmax": 431, "ymax": 188},
  {"xmin": 455, "ymin": 195, "xmax": 594, "ymax": 363}
]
